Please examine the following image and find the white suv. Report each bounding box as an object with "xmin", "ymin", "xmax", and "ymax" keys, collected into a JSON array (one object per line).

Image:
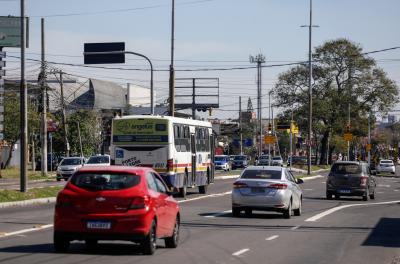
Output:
[{"xmin": 376, "ymin": 159, "xmax": 396, "ymax": 175}]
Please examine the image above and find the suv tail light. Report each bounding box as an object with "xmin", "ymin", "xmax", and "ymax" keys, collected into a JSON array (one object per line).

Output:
[
  {"xmin": 360, "ymin": 176, "xmax": 368, "ymax": 186},
  {"xmin": 129, "ymin": 196, "xmax": 150, "ymax": 210},
  {"xmin": 233, "ymin": 181, "xmax": 248, "ymax": 188},
  {"xmin": 269, "ymin": 183, "xmax": 288, "ymax": 189},
  {"xmin": 55, "ymin": 193, "xmax": 73, "ymax": 208},
  {"xmin": 167, "ymin": 159, "xmax": 174, "ymax": 172}
]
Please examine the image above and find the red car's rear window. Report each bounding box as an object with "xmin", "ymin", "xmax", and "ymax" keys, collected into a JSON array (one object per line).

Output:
[{"xmin": 71, "ymin": 172, "xmax": 140, "ymax": 191}]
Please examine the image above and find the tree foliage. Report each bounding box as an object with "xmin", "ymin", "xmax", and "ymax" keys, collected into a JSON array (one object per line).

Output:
[{"xmin": 273, "ymin": 39, "xmax": 398, "ymax": 163}]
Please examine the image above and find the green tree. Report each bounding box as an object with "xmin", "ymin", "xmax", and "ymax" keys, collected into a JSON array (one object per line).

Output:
[
  {"xmin": 67, "ymin": 110, "xmax": 102, "ymax": 157},
  {"xmin": 4, "ymin": 90, "xmax": 40, "ymax": 168},
  {"xmin": 274, "ymin": 39, "xmax": 398, "ymax": 164}
]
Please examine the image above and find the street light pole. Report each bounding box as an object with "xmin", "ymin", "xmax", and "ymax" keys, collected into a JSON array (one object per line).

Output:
[{"xmin": 169, "ymin": 0, "xmax": 175, "ymax": 116}]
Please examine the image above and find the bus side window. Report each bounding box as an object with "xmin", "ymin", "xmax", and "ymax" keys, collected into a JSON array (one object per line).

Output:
[{"xmin": 174, "ymin": 125, "xmax": 181, "ymax": 152}]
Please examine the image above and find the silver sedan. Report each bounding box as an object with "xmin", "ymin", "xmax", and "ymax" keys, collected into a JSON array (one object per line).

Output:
[{"xmin": 231, "ymin": 166, "xmax": 303, "ymax": 218}]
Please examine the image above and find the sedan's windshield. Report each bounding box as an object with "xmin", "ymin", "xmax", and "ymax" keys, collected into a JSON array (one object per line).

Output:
[
  {"xmin": 234, "ymin": 156, "xmax": 246, "ymax": 161},
  {"xmin": 241, "ymin": 169, "xmax": 281, "ymax": 180},
  {"xmin": 215, "ymin": 157, "xmax": 227, "ymax": 161},
  {"xmin": 60, "ymin": 158, "xmax": 82, "ymax": 166}
]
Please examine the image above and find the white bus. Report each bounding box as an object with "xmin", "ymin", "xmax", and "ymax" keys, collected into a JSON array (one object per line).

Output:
[{"xmin": 110, "ymin": 115, "xmax": 215, "ymax": 197}]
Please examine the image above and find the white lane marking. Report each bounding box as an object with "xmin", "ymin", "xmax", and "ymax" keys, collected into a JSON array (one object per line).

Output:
[
  {"xmin": 0, "ymin": 224, "xmax": 53, "ymax": 238},
  {"xmin": 301, "ymin": 175, "xmax": 324, "ymax": 181},
  {"xmin": 217, "ymin": 175, "xmax": 240, "ymax": 180},
  {"xmin": 303, "ymin": 189, "xmax": 313, "ymax": 191},
  {"xmin": 291, "ymin": 226, "xmax": 300, "ymax": 230},
  {"xmin": 376, "ymin": 192, "xmax": 384, "ymax": 194},
  {"xmin": 378, "ymin": 184, "xmax": 391, "ymax": 188},
  {"xmin": 0, "ymin": 191, "xmax": 233, "ymax": 238},
  {"xmin": 265, "ymin": 235, "xmax": 279, "ymax": 241},
  {"xmin": 204, "ymin": 210, "xmax": 232, "ymax": 218},
  {"xmin": 305, "ymin": 200, "xmax": 400, "ymax": 222},
  {"xmin": 232, "ymin": 248, "xmax": 250, "ymax": 256},
  {"xmin": 321, "ymin": 182, "xmax": 326, "ymax": 184},
  {"xmin": 178, "ymin": 191, "xmax": 232, "ymax": 204},
  {"xmin": 394, "ymin": 190, "xmax": 399, "ymax": 192}
]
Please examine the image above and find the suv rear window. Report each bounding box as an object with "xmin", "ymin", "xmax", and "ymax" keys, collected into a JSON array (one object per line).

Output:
[
  {"xmin": 71, "ymin": 172, "xmax": 140, "ymax": 191},
  {"xmin": 241, "ymin": 169, "xmax": 281, "ymax": 179},
  {"xmin": 331, "ymin": 164, "xmax": 361, "ymax": 174}
]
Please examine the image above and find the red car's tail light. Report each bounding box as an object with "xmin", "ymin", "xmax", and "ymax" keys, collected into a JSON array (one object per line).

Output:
[
  {"xmin": 167, "ymin": 159, "xmax": 174, "ymax": 172},
  {"xmin": 55, "ymin": 194, "xmax": 73, "ymax": 208},
  {"xmin": 269, "ymin": 183, "xmax": 288, "ymax": 189},
  {"xmin": 129, "ymin": 196, "xmax": 150, "ymax": 210},
  {"xmin": 360, "ymin": 176, "xmax": 368, "ymax": 186},
  {"xmin": 233, "ymin": 182, "xmax": 248, "ymax": 188}
]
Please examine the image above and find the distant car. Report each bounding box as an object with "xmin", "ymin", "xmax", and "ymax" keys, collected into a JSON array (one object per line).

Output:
[
  {"xmin": 56, "ymin": 157, "xmax": 85, "ymax": 181},
  {"xmin": 376, "ymin": 159, "xmax": 396, "ymax": 174},
  {"xmin": 232, "ymin": 155, "xmax": 248, "ymax": 170},
  {"xmin": 53, "ymin": 166, "xmax": 180, "ymax": 255},
  {"xmin": 272, "ymin": 156, "xmax": 283, "ymax": 166},
  {"xmin": 214, "ymin": 155, "xmax": 231, "ymax": 171},
  {"xmin": 287, "ymin": 156, "xmax": 307, "ymax": 166},
  {"xmin": 257, "ymin": 155, "xmax": 270, "ymax": 166},
  {"xmin": 326, "ymin": 161, "xmax": 376, "ymax": 201},
  {"xmin": 231, "ymin": 166, "xmax": 303, "ymax": 219},
  {"xmin": 85, "ymin": 154, "xmax": 111, "ymax": 167}
]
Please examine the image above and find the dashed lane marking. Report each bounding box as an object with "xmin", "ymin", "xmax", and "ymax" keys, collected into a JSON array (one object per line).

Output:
[
  {"xmin": 305, "ymin": 200, "xmax": 400, "ymax": 222},
  {"xmin": 232, "ymin": 248, "xmax": 250, "ymax": 256},
  {"xmin": 204, "ymin": 210, "xmax": 232, "ymax": 218},
  {"xmin": 0, "ymin": 224, "xmax": 53, "ymax": 238},
  {"xmin": 291, "ymin": 226, "xmax": 300, "ymax": 230},
  {"xmin": 265, "ymin": 235, "xmax": 279, "ymax": 241},
  {"xmin": 178, "ymin": 191, "xmax": 232, "ymax": 204}
]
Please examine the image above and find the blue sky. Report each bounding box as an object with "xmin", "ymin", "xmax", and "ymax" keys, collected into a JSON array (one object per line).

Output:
[{"xmin": 2, "ymin": 0, "xmax": 400, "ymax": 119}]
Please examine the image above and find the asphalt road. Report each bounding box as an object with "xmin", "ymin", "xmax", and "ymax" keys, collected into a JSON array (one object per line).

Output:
[{"xmin": 0, "ymin": 169, "xmax": 399, "ymax": 264}]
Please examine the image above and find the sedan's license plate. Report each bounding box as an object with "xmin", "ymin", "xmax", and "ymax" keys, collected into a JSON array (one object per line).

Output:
[
  {"xmin": 338, "ymin": 189, "xmax": 351, "ymax": 194},
  {"xmin": 87, "ymin": 221, "xmax": 111, "ymax": 229}
]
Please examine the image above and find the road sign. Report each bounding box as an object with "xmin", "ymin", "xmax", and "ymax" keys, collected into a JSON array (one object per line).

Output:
[
  {"xmin": 0, "ymin": 51, "xmax": 5, "ymax": 58},
  {"xmin": 366, "ymin": 144, "xmax": 372, "ymax": 151},
  {"xmin": 344, "ymin": 133, "xmax": 353, "ymax": 141},
  {"xmin": 84, "ymin": 42, "xmax": 125, "ymax": 64},
  {"xmin": 264, "ymin": 135, "xmax": 276, "ymax": 144},
  {"xmin": 0, "ymin": 16, "xmax": 29, "ymax": 47}
]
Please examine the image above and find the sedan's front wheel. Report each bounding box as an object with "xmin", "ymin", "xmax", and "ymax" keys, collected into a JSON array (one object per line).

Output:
[
  {"xmin": 283, "ymin": 200, "xmax": 292, "ymax": 219},
  {"xmin": 293, "ymin": 199, "xmax": 302, "ymax": 216},
  {"xmin": 141, "ymin": 221, "xmax": 157, "ymax": 255},
  {"xmin": 165, "ymin": 217, "xmax": 179, "ymax": 248}
]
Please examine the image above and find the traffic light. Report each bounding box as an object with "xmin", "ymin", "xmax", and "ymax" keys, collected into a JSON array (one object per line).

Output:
[{"xmin": 268, "ymin": 123, "xmax": 272, "ymax": 131}]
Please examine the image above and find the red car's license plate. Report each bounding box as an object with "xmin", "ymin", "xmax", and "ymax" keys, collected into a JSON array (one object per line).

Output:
[{"xmin": 87, "ymin": 221, "xmax": 111, "ymax": 229}]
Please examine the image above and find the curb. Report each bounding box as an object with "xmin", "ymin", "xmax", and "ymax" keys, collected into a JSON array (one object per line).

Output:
[
  {"xmin": 300, "ymin": 175, "xmax": 324, "ymax": 181},
  {"xmin": 0, "ymin": 197, "xmax": 56, "ymax": 209}
]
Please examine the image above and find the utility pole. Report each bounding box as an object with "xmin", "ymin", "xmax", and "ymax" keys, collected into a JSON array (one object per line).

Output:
[
  {"xmin": 290, "ymin": 109, "xmax": 293, "ymax": 172},
  {"xmin": 20, "ymin": 0, "xmax": 28, "ymax": 192},
  {"xmin": 268, "ymin": 91, "xmax": 271, "ymax": 165},
  {"xmin": 192, "ymin": 78, "xmax": 195, "ymax": 119},
  {"xmin": 368, "ymin": 111, "xmax": 371, "ymax": 166},
  {"xmin": 55, "ymin": 70, "xmax": 70, "ymax": 157},
  {"xmin": 168, "ymin": 0, "xmax": 175, "ymax": 116},
  {"xmin": 301, "ymin": 0, "xmax": 317, "ymax": 175},
  {"xmin": 40, "ymin": 18, "xmax": 48, "ymax": 176},
  {"xmin": 348, "ymin": 103, "xmax": 351, "ymax": 160},
  {"xmin": 239, "ymin": 96, "xmax": 243, "ymax": 155},
  {"xmin": 77, "ymin": 121, "xmax": 83, "ymax": 158},
  {"xmin": 249, "ymin": 54, "xmax": 265, "ymax": 159}
]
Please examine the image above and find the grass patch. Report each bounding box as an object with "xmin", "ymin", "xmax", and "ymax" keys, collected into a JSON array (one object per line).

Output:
[
  {"xmin": 0, "ymin": 186, "xmax": 63, "ymax": 203},
  {"xmin": 0, "ymin": 168, "xmax": 55, "ymax": 180},
  {"xmin": 290, "ymin": 165, "xmax": 330, "ymax": 171}
]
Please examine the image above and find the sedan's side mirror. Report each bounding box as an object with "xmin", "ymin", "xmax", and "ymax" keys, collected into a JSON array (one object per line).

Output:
[
  {"xmin": 296, "ymin": 178, "xmax": 304, "ymax": 184},
  {"xmin": 166, "ymin": 187, "xmax": 180, "ymax": 196}
]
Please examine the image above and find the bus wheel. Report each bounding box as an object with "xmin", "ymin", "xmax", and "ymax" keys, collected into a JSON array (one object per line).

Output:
[{"xmin": 198, "ymin": 185, "xmax": 207, "ymax": 194}]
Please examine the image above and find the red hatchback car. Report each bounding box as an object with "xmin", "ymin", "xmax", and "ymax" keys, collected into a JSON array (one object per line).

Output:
[{"xmin": 54, "ymin": 166, "xmax": 180, "ymax": 255}]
